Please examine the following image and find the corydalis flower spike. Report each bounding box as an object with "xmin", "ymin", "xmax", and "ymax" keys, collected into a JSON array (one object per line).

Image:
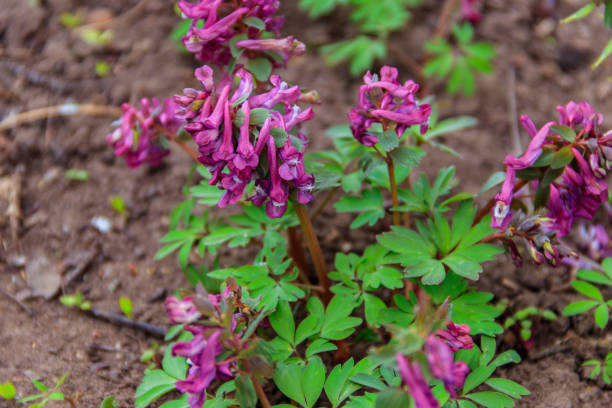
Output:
[
  {"xmin": 504, "ymin": 121, "xmax": 555, "ymax": 169},
  {"xmin": 396, "ymin": 354, "xmax": 439, "ymax": 408},
  {"xmin": 425, "ymin": 336, "xmax": 469, "ymax": 398}
]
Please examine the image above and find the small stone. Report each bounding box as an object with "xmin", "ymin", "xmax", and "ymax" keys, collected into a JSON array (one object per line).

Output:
[
  {"xmin": 26, "ymin": 255, "xmax": 61, "ymax": 299},
  {"xmin": 107, "ymin": 279, "xmax": 121, "ymax": 292},
  {"xmin": 91, "ymin": 216, "xmax": 112, "ymax": 234}
]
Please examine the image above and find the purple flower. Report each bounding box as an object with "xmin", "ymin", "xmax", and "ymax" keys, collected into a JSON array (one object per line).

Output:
[
  {"xmin": 178, "ymin": 0, "xmax": 296, "ymax": 68},
  {"xmin": 491, "ymin": 167, "xmax": 516, "ymax": 230},
  {"xmin": 177, "ymin": 65, "xmax": 315, "ymax": 217},
  {"xmin": 107, "ymin": 98, "xmax": 181, "ymax": 168},
  {"xmin": 165, "ymin": 296, "xmax": 201, "ymax": 325},
  {"xmin": 504, "ymin": 121, "xmax": 554, "ymax": 170},
  {"xmin": 266, "ymin": 136, "xmax": 288, "ymax": 218},
  {"xmin": 174, "ymin": 330, "xmax": 225, "ymax": 408},
  {"xmin": 425, "ymin": 337, "xmax": 469, "ymax": 398},
  {"xmin": 249, "ymin": 75, "xmax": 301, "ymax": 109},
  {"xmin": 396, "ymin": 353, "xmax": 439, "ymax": 408},
  {"xmin": 435, "ymin": 322, "xmax": 473, "ymax": 352},
  {"xmin": 236, "ymin": 36, "xmax": 306, "ymax": 63},
  {"xmin": 349, "ymin": 66, "xmax": 430, "ymax": 146},
  {"xmin": 460, "ymin": 0, "xmax": 481, "ymax": 24},
  {"xmin": 557, "ymin": 101, "xmax": 603, "ymax": 134}
]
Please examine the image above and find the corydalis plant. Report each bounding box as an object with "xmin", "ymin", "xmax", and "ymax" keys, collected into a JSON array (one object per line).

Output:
[
  {"xmin": 490, "ymin": 101, "xmax": 610, "ymax": 266},
  {"xmin": 175, "ymin": 65, "xmax": 314, "ymax": 217},
  {"xmin": 178, "ymin": 0, "xmax": 304, "ymax": 71},
  {"xmin": 107, "ymin": 98, "xmax": 181, "ymax": 168}
]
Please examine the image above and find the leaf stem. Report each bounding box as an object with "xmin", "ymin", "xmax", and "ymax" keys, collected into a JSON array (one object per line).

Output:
[
  {"xmin": 242, "ymin": 359, "xmax": 272, "ymax": 408},
  {"xmin": 386, "ymin": 156, "xmax": 401, "ymax": 226},
  {"xmin": 295, "ymin": 204, "xmax": 331, "ymax": 303}
]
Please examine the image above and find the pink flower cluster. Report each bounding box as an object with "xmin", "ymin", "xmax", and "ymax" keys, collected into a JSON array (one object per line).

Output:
[
  {"xmin": 460, "ymin": 0, "xmax": 481, "ymax": 24},
  {"xmin": 492, "ymin": 101, "xmax": 611, "ymax": 241},
  {"xmin": 178, "ymin": 0, "xmax": 304, "ymax": 67},
  {"xmin": 106, "ymin": 98, "xmax": 181, "ymax": 169},
  {"xmin": 175, "ymin": 65, "xmax": 314, "ymax": 218},
  {"xmin": 396, "ymin": 323, "xmax": 473, "ymax": 408},
  {"xmin": 165, "ymin": 290, "xmax": 244, "ymax": 408},
  {"xmin": 348, "ymin": 66, "xmax": 431, "ymax": 147}
]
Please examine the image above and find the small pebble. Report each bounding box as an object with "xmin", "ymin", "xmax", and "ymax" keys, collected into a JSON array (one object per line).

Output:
[{"xmin": 91, "ymin": 216, "xmax": 112, "ymax": 234}]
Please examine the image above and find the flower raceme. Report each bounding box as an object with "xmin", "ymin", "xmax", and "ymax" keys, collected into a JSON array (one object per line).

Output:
[
  {"xmin": 395, "ymin": 324, "xmax": 473, "ymax": 407},
  {"xmin": 165, "ymin": 289, "xmax": 247, "ymax": 408},
  {"xmin": 106, "ymin": 98, "xmax": 181, "ymax": 169},
  {"xmin": 178, "ymin": 0, "xmax": 303, "ymax": 67},
  {"xmin": 175, "ymin": 65, "xmax": 315, "ymax": 218},
  {"xmin": 491, "ymin": 101, "xmax": 612, "ymax": 264},
  {"xmin": 348, "ymin": 66, "xmax": 431, "ymax": 147}
]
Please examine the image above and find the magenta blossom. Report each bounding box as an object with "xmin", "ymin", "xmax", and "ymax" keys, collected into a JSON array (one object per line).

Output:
[
  {"xmin": 396, "ymin": 353, "xmax": 439, "ymax": 408},
  {"xmin": 425, "ymin": 337, "xmax": 469, "ymax": 398},
  {"xmin": 349, "ymin": 66, "xmax": 431, "ymax": 147},
  {"xmin": 165, "ymin": 296, "xmax": 201, "ymax": 324},
  {"xmin": 107, "ymin": 98, "xmax": 180, "ymax": 169},
  {"xmin": 178, "ymin": 0, "xmax": 291, "ymax": 67},
  {"xmin": 460, "ymin": 0, "xmax": 481, "ymax": 24},
  {"xmin": 435, "ymin": 322, "xmax": 473, "ymax": 352},
  {"xmin": 175, "ymin": 65, "xmax": 315, "ymax": 218}
]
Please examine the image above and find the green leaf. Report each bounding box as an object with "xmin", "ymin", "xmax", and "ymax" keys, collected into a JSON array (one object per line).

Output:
[
  {"xmin": 572, "ymin": 280, "xmax": 603, "ymax": 301},
  {"xmin": 246, "ymin": 58, "xmax": 272, "ymax": 81},
  {"xmin": 64, "ymin": 169, "xmax": 89, "ymax": 181},
  {"xmin": 419, "ymin": 259, "xmax": 446, "ymax": 285},
  {"xmin": 321, "ymin": 295, "xmax": 362, "ymax": 340},
  {"xmin": 551, "ymin": 125, "xmax": 576, "ymax": 143},
  {"xmin": 443, "ymin": 255, "xmax": 481, "ymax": 280},
  {"xmin": 0, "ymin": 382, "xmax": 16, "ymax": 400},
  {"xmin": 457, "ymin": 401, "xmax": 478, "ymax": 408},
  {"xmin": 243, "ymin": 16, "xmax": 266, "ymax": 30},
  {"xmin": 378, "ymin": 130, "xmax": 400, "ymax": 152},
  {"xmin": 577, "ymin": 269, "xmax": 612, "ymax": 286},
  {"xmin": 364, "ymin": 293, "xmax": 387, "ymax": 327},
  {"xmin": 100, "ymin": 395, "xmax": 118, "ymax": 408},
  {"xmin": 480, "ymin": 171, "xmax": 506, "ymax": 194},
  {"xmin": 303, "ymin": 357, "xmax": 326, "ymax": 408},
  {"xmin": 349, "ymin": 373, "xmax": 386, "ymax": 391},
  {"xmin": 134, "ymin": 370, "xmax": 177, "ymax": 408},
  {"xmin": 462, "ymin": 365, "xmax": 495, "ymax": 394},
  {"xmin": 270, "ymin": 300, "xmax": 296, "ymax": 345},
  {"xmin": 560, "ymin": 3, "xmax": 596, "ymax": 23},
  {"xmin": 595, "ymin": 304, "xmax": 609, "ymax": 329},
  {"xmin": 235, "ymin": 375, "xmax": 257, "ymax": 408},
  {"xmin": 593, "ymin": 36, "xmax": 612, "ymax": 69},
  {"xmin": 550, "ymin": 145, "xmax": 575, "ymax": 169},
  {"xmin": 375, "ymin": 388, "xmax": 412, "ymax": 408},
  {"xmin": 48, "ymin": 392, "xmax": 64, "ymax": 401},
  {"xmin": 485, "ymin": 378, "xmax": 529, "ymax": 399},
  {"xmin": 31, "ymin": 379, "xmax": 48, "ymax": 393},
  {"xmin": 119, "ymin": 296, "xmax": 133, "ymax": 319},
  {"xmin": 562, "ymin": 300, "xmax": 599, "ymax": 315},
  {"xmin": 389, "ymin": 146, "xmax": 425, "ymax": 171},
  {"xmin": 306, "ymin": 338, "xmax": 338, "ymax": 358},
  {"xmin": 162, "ymin": 343, "xmax": 188, "ymax": 380},
  {"xmin": 275, "ymin": 364, "xmax": 306, "ymax": 407},
  {"xmin": 467, "ymin": 391, "xmax": 514, "ymax": 407},
  {"xmin": 490, "ymin": 350, "xmax": 521, "ymax": 368}
]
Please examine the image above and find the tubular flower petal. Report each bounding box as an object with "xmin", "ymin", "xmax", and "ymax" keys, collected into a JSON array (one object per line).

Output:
[
  {"xmin": 349, "ymin": 66, "xmax": 430, "ymax": 146},
  {"xmin": 396, "ymin": 354, "xmax": 439, "ymax": 408}
]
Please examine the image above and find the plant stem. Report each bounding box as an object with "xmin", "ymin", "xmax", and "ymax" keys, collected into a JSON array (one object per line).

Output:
[
  {"xmin": 0, "ymin": 103, "xmax": 122, "ymax": 132},
  {"xmin": 295, "ymin": 204, "xmax": 331, "ymax": 303},
  {"xmin": 386, "ymin": 156, "xmax": 401, "ymax": 226},
  {"xmin": 288, "ymin": 226, "xmax": 311, "ymax": 285},
  {"xmin": 242, "ymin": 359, "xmax": 272, "ymax": 408},
  {"xmin": 473, "ymin": 179, "xmax": 528, "ymax": 226},
  {"xmin": 435, "ymin": 0, "xmax": 458, "ymax": 38}
]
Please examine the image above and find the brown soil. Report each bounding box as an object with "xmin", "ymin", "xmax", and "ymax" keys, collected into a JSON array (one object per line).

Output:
[{"xmin": 1, "ymin": 0, "xmax": 612, "ymax": 407}]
